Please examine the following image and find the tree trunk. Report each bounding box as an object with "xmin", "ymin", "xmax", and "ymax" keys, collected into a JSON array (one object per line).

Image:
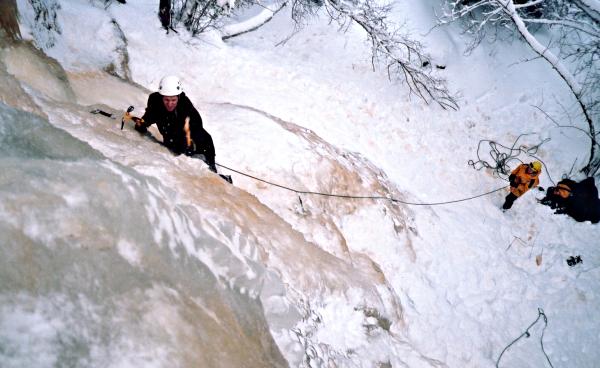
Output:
[
  {"xmin": 159, "ymin": 0, "xmax": 172, "ymax": 29},
  {"xmin": 503, "ymin": 0, "xmax": 598, "ymax": 176},
  {"xmin": 0, "ymin": 0, "xmax": 21, "ymax": 43}
]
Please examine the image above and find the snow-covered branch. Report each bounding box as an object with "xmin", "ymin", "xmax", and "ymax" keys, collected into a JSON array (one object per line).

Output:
[
  {"xmin": 514, "ymin": 0, "xmax": 543, "ymax": 9},
  {"xmin": 520, "ymin": 17, "xmax": 600, "ymax": 38},
  {"xmin": 221, "ymin": 1, "xmax": 288, "ymax": 40},
  {"xmin": 441, "ymin": 0, "xmax": 600, "ymax": 175},
  {"xmin": 502, "ymin": 1, "xmax": 583, "ymax": 96},
  {"xmin": 325, "ymin": 0, "xmax": 458, "ymax": 110},
  {"xmin": 172, "ymin": 0, "xmax": 257, "ymax": 35},
  {"xmin": 573, "ymin": 0, "xmax": 600, "ymax": 23}
]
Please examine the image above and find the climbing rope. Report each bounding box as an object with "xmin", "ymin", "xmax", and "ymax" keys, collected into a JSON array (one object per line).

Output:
[
  {"xmin": 469, "ymin": 134, "xmax": 555, "ymax": 185},
  {"xmin": 105, "ymin": 107, "xmax": 540, "ymax": 205},
  {"xmin": 495, "ymin": 308, "xmax": 555, "ymax": 368},
  {"xmin": 216, "ymin": 163, "xmax": 507, "ymax": 206}
]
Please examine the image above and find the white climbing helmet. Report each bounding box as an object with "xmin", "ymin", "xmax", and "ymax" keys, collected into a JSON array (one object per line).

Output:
[{"xmin": 158, "ymin": 75, "xmax": 182, "ymax": 96}]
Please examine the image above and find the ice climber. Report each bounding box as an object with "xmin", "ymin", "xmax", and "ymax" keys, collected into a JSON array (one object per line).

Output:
[
  {"xmin": 502, "ymin": 161, "xmax": 542, "ymax": 210},
  {"xmin": 134, "ymin": 75, "xmax": 218, "ymax": 173}
]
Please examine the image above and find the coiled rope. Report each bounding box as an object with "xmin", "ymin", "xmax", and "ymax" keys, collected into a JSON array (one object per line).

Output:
[
  {"xmin": 468, "ymin": 134, "xmax": 555, "ymax": 185},
  {"xmin": 496, "ymin": 308, "xmax": 554, "ymax": 368},
  {"xmin": 216, "ymin": 163, "xmax": 507, "ymax": 206}
]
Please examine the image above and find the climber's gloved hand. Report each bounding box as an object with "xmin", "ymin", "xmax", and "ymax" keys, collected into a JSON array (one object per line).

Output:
[{"xmin": 134, "ymin": 123, "xmax": 147, "ymax": 134}]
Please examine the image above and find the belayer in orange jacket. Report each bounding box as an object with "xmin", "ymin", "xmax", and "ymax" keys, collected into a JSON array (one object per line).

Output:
[{"xmin": 502, "ymin": 161, "xmax": 542, "ymax": 210}]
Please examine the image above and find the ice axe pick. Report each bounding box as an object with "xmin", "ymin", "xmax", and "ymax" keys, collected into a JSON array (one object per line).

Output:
[{"xmin": 122, "ymin": 106, "xmax": 135, "ymax": 130}]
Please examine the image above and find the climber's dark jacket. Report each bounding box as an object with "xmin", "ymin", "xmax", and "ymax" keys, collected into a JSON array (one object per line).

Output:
[{"xmin": 136, "ymin": 92, "xmax": 215, "ymax": 163}]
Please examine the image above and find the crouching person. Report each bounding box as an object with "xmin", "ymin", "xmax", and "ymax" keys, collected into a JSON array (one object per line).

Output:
[
  {"xmin": 134, "ymin": 75, "xmax": 217, "ymax": 173},
  {"xmin": 541, "ymin": 177, "xmax": 600, "ymax": 223},
  {"xmin": 503, "ymin": 161, "xmax": 542, "ymax": 210}
]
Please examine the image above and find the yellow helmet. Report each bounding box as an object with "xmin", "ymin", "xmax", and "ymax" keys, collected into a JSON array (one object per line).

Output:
[{"xmin": 530, "ymin": 161, "xmax": 542, "ymax": 172}]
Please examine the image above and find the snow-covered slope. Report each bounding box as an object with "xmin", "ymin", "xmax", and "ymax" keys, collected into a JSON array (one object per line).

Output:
[{"xmin": 1, "ymin": 0, "xmax": 598, "ymax": 367}]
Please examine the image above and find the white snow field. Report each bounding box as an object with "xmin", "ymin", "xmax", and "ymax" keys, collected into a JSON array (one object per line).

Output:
[{"xmin": 1, "ymin": 0, "xmax": 598, "ymax": 367}]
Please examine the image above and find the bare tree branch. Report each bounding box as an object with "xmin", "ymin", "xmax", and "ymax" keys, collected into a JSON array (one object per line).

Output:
[
  {"xmin": 441, "ymin": 0, "xmax": 600, "ymax": 176},
  {"xmin": 325, "ymin": 0, "xmax": 458, "ymax": 110}
]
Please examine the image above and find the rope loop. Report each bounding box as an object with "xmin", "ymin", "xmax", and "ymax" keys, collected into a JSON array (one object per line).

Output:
[
  {"xmin": 469, "ymin": 134, "xmax": 555, "ymax": 185},
  {"xmin": 495, "ymin": 308, "xmax": 554, "ymax": 368}
]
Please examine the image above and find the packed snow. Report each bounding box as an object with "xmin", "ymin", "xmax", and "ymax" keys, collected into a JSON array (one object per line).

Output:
[{"xmin": 1, "ymin": 0, "xmax": 598, "ymax": 367}]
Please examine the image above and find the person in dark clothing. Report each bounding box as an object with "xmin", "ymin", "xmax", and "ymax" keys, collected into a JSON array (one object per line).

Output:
[
  {"xmin": 540, "ymin": 179, "xmax": 575, "ymax": 212},
  {"xmin": 159, "ymin": 0, "xmax": 171, "ymax": 30},
  {"xmin": 134, "ymin": 75, "xmax": 217, "ymax": 172},
  {"xmin": 540, "ymin": 177, "xmax": 600, "ymax": 223}
]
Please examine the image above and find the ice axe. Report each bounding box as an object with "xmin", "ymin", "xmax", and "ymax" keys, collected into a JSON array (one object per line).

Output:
[
  {"xmin": 122, "ymin": 105, "xmax": 135, "ymax": 130},
  {"xmin": 90, "ymin": 109, "xmax": 115, "ymax": 119}
]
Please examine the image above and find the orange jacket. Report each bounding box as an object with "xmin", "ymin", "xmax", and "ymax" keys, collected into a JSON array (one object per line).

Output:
[{"xmin": 509, "ymin": 164, "xmax": 540, "ymax": 197}]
